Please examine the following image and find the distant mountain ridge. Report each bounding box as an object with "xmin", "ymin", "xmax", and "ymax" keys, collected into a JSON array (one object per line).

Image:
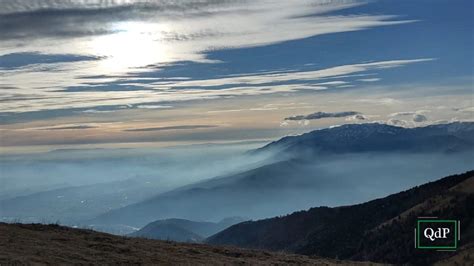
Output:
[
  {"xmin": 256, "ymin": 122, "xmax": 474, "ymax": 156},
  {"xmin": 207, "ymin": 170, "xmax": 474, "ymax": 264}
]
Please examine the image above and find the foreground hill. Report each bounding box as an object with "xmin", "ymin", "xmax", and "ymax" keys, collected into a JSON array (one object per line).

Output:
[
  {"xmin": 207, "ymin": 171, "xmax": 474, "ymax": 265},
  {"xmin": 90, "ymin": 123, "xmax": 474, "ymax": 228},
  {"xmin": 0, "ymin": 223, "xmax": 377, "ymax": 265}
]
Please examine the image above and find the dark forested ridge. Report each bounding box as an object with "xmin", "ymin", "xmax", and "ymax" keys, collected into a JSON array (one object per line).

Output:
[{"xmin": 207, "ymin": 170, "xmax": 474, "ymax": 265}]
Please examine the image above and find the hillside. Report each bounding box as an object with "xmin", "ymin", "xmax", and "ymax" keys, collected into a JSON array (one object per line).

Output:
[
  {"xmin": 207, "ymin": 171, "xmax": 474, "ymax": 265},
  {"xmin": 0, "ymin": 223, "xmax": 379, "ymax": 265},
  {"xmin": 130, "ymin": 222, "xmax": 204, "ymax": 242},
  {"xmin": 129, "ymin": 217, "xmax": 245, "ymax": 242}
]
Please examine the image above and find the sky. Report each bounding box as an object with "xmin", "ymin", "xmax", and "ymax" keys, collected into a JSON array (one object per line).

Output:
[{"xmin": 0, "ymin": 0, "xmax": 473, "ymax": 153}]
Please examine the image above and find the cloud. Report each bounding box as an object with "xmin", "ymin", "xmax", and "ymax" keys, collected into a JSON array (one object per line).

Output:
[
  {"xmin": 0, "ymin": 1, "xmax": 412, "ymax": 43},
  {"xmin": 23, "ymin": 124, "xmax": 101, "ymax": 131},
  {"xmin": 123, "ymin": 125, "xmax": 217, "ymax": 132},
  {"xmin": 314, "ymin": 81, "xmax": 348, "ymax": 86},
  {"xmin": 38, "ymin": 125, "xmax": 98, "ymax": 130},
  {"xmin": 346, "ymin": 114, "xmax": 368, "ymax": 121},
  {"xmin": 285, "ymin": 111, "xmax": 360, "ymax": 121},
  {"xmin": 279, "ymin": 121, "xmax": 289, "ymax": 127},
  {"xmin": 413, "ymin": 114, "xmax": 428, "ymax": 122},
  {"xmin": 357, "ymin": 78, "xmax": 381, "ymax": 82},
  {"xmin": 0, "ymin": 0, "xmax": 417, "ymax": 74},
  {"xmin": 386, "ymin": 119, "xmax": 409, "ymax": 127},
  {"xmin": 356, "ymin": 97, "xmax": 401, "ymax": 105},
  {"xmin": 299, "ymin": 120, "xmax": 310, "ymax": 126},
  {"xmin": 82, "ymin": 109, "xmax": 115, "ymax": 114},
  {"xmin": 0, "ymin": 58, "xmax": 434, "ymax": 114},
  {"xmin": 389, "ymin": 111, "xmax": 417, "ymax": 117},
  {"xmin": 136, "ymin": 105, "xmax": 173, "ymax": 109},
  {"xmin": 60, "ymin": 84, "xmax": 152, "ymax": 92},
  {"xmin": 389, "ymin": 110, "xmax": 429, "ymax": 123},
  {"xmin": 207, "ymin": 109, "xmax": 245, "ymax": 114},
  {"xmin": 455, "ymin": 106, "xmax": 474, "ymax": 113},
  {"xmin": 0, "ymin": 52, "xmax": 102, "ymax": 70},
  {"xmin": 249, "ymin": 107, "xmax": 279, "ymax": 111},
  {"xmin": 169, "ymin": 59, "xmax": 433, "ymax": 89}
]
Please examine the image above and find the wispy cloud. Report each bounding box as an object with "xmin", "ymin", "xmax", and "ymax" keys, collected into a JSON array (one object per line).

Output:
[
  {"xmin": 357, "ymin": 78, "xmax": 381, "ymax": 82},
  {"xmin": 0, "ymin": 0, "xmax": 430, "ymax": 121},
  {"xmin": 38, "ymin": 124, "xmax": 98, "ymax": 130},
  {"xmin": 1, "ymin": 0, "xmax": 417, "ymax": 75},
  {"xmin": 454, "ymin": 106, "xmax": 474, "ymax": 113},
  {"xmin": 389, "ymin": 110, "xmax": 429, "ymax": 123},
  {"xmin": 285, "ymin": 111, "xmax": 360, "ymax": 121},
  {"xmin": 167, "ymin": 59, "xmax": 433, "ymax": 89},
  {"xmin": 0, "ymin": 0, "xmax": 471, "ymax": 149},
  {"xmin": 346, "ymin": 114, "xmax": 369, "ymax": 121},
  {"xmin": 81, "ymin": 109, "xmax": 115, "ymax": 114},
  {"xmin": 0, "ymin": 52, "xmax": 102, "ymax": 70},
  {"xmin": 135, "ymin": 105, "xmax": 173, "ymax": 109},
  {"xmin": 123, "ymin": 125, "xmax": 217, "ymax": 132},
  {"xmin": 0, "ymin": 58, "xmax": 434, "ymax": 114}
]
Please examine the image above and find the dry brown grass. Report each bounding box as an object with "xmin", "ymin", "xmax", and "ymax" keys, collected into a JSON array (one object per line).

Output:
[{"xmin": 0, "ymin": 223, "xmax": 381, "ymax": 265}]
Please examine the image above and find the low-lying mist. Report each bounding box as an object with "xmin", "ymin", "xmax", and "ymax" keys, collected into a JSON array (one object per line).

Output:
[
  {"xmin": 1, "ymin": 140, "xmax": 473, "ymax": 232},
  {"xmin": 0, "ymin": 142, "xmax": 269, "ymax": 196},
  {"xmin": 88, "ymin": 150, "xmax": 474, "ymax": 229},
  {"xmin": 0, "ymin": 142, "xmax": 274, "ymax": 223}
]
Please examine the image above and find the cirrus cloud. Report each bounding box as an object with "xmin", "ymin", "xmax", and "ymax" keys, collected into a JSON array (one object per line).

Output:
[{"xmin": 123, "ymin": 125, "xmax": 217, "ymax": 132}]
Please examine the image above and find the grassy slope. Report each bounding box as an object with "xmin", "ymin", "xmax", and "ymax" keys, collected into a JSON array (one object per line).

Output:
[{"xmin": 0, "ymin": 223, "xmax": 380, "ymax": 265}]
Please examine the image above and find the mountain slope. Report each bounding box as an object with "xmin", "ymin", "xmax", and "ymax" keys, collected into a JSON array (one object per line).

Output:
[
  {"xmin": 128, "ymin": 217, "xmax": 245, "ymax": 242},
  {"xmin": 90, "ymin": 123, "xmax": 474, "ymax": 228},
  {"xmin": 256, "ymin": 122, "xmax": 474, "ymax": 156},
  {"xmin": 207, "ymin": 171, "xmax": 474, "ymax": 264},
  {"xmin": 352, "ymin": 172, "xmax": 474, "ymax": 264},
  {"xmin": 0, "ymin": 223, "xmax": 379, "ymax": 265}
]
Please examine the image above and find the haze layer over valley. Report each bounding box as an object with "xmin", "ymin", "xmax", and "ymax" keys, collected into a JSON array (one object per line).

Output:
[{"xmin": 2, "ymin": 122, "xmax": 472, "ymax": 235}]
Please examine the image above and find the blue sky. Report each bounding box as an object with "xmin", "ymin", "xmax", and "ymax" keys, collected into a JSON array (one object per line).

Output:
[{"xmin": 0, "ymin": 0, "xmax": 472, "ymax": 152}]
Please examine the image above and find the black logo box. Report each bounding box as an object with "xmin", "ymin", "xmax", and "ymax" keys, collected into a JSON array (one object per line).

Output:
[{"xmin": 416, "ymin": 220, "xmax": 458, "ymax": 249}]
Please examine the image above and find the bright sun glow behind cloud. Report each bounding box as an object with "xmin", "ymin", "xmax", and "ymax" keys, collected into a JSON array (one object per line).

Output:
[{"xmin": 88, "ymin": 22, "xmax": 174, "ymax": 72}]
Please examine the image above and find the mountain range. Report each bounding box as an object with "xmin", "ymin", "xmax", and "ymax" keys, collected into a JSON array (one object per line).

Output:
[
  {"xmin": 89, "ymin": 122, "xmax": 474, "ymax": 228},
  {"xmin": 256, "ymin": 122, "xmax": 474, "ymax": 156}
]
